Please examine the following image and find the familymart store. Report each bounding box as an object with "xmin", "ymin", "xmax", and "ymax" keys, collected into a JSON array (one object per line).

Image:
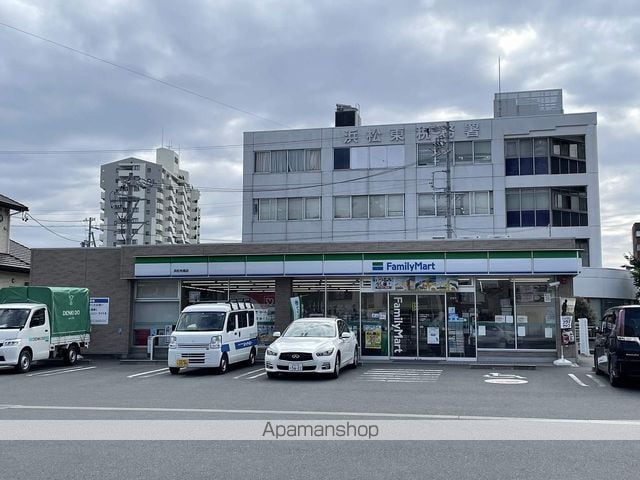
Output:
[{"xmin": 133, "ymin": 245, "xmax": 581, "ymax": 362}]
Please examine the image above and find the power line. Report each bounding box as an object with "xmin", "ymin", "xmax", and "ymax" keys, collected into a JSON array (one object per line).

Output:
[{"xmin": 0, "ymin": 21, "xmax": 290, "ymax": 129}]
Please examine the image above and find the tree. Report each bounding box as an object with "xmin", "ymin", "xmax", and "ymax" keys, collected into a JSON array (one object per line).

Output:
[
  {"xmin": 623, "ymin": 254, "xmax": 640, "ymax": 300},
  {"xmin": 574, "ymin": 297, "xmax": 597, "ymax": 325}
]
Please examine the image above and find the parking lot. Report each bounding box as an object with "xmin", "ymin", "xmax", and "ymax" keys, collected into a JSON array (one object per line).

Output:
[{"xmin": 2, "ymin": 357, "xmax": 639, "ymax": 423}]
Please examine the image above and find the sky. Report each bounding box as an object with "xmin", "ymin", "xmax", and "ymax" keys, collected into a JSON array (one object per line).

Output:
[{"xmin": 0, "ymin": 0, "xmax": 638, "ymax": 268}]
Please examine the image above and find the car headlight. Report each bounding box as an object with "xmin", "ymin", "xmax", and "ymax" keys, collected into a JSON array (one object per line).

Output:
[
  {"xmin": 315, "ymin": 347, "xmax": 334, "ymax": 357},
  {"xmin": 210, "ymin": 335, "xmax": 222, "ymax": 349},
  {"xmin": 168, "ymin": 336, "xmax": 177, "ymax": 349},
  {"xmin": 3, "ymin": 339, "xmax": 21, "ymax": 347},
  {"xmin": 266, "ymin": 348, "xmax": 278, "ymax": 356}
]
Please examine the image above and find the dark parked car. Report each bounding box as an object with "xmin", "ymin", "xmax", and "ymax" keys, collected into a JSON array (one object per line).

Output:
[{"xmin": 593, "ymin": 305, "xmax": 640, "ymax": 387}]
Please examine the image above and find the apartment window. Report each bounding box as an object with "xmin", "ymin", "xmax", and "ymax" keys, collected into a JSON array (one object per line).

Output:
[
  {"xmin": 253, "ymin": 197, "xmax": 321, "ymax": 221},
  {"xmin": 418, "ymin": 140, "xmax": 490, "ymax": 166},
  {"xmin": 506, "ymin": 187, "xmax": 588, "ymax": 228},
  {"xmin": 418, "ymin": 192, "xmax": 493, "ymax": 216},
  {"xmin": 506, "ymin": 188, "xmax": 550, "ymax": 227},
  {"xmin": 333, "ymin": 145, "xmax": 405, "ymax": 170},
  {"xmin": 255, "ymin": 149, "xmax": 321, "ymax": 173},
  {"xmin": 333, "ymin": 194, "xmax": 404, "ymax": 218},
  {"xmin": 506, "ymin": 136, "xmax": 586, "ymax": 176}
]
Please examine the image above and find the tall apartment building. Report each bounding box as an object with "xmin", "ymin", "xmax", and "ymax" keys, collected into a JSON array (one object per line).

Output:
[
  {"xmin": 100, "ymin": 147, "xmax": 200, "ymax": 246},
  {"xmin": 243, "ymin": 89, "xmax": 602, "ymax": 268},
  {"xmin": 633, "ymin": 223, "xmax": 640, "ymax": 258}
]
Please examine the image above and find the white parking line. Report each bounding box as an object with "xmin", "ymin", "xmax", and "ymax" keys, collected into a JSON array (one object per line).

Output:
[
  {"xmin": 568, "ymin": 373, "xmax": 589, "ymax": 387},
  {"xmin": 138, "ymin": 370, "xmax": 170, "ymax": 378},
  {"xmin": 247, "ymin": 371, "xmax": 267, "ymax": 379},
  {"xmin": 233, "ymin": 368, "xmax": 265, "ymax": 379},
  {"xmin": 127, "ymin": 368, "xmax": 170, "ymax": 378},
  {"xmin": 27, "ymin": 366, "xmax": 97, "ymax": 377},
  {"xmin": 585, "ymin": 373, "xmax": 606, "ymax": 387}
]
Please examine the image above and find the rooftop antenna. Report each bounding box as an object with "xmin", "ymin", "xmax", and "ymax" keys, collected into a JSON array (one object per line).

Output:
[
  {"xmin": 161, "ymin": 128, "xmax": 164, "ymax": 148},
  {"xmin": 498, "ymin": 56, "xmax": 501, "ymax": 94}
]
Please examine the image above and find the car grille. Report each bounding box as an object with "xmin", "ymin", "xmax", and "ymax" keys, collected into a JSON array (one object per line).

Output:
[
  {"xmin": 177, "ymin": 343, "xmax": 209, "ymax": 349},
  {"xmin": 180, "ymin": 353, "xmax": 205, "ymax": 364},
  {"xmin": 279, "ymin": 352, "xmax": 313, "ymax": 361}
]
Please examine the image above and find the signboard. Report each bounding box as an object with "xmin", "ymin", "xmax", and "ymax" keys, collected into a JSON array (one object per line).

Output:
[{"xmin": 89, "ymin": 297, "xmax": 109, "ymax": 325}]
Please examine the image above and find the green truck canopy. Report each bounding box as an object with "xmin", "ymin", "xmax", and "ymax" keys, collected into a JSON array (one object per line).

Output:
[{"xmin": 0, "ymin": 286, "xmax": 91, "ymax": 337}]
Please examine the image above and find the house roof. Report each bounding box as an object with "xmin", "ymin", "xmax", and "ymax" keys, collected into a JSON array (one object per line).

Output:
[
  {"xmin": 0, "ymin": 194, "xmax": 28, "ymax": 212},
  {"xmin": 0, "ymin": 240, "xmax": 31, "ymax": 272}
]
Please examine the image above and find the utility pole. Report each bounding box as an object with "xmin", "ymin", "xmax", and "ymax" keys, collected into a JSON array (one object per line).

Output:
[
  {"xmin": 444, "ymin": 121, "xmax": 453, "ymax": 239},
  {"xmin": 82, "ymin": 217, "xmax": 97, "ymax": 247},
  {"xmin": 109, "ymin": 173, "xmax": 154, "ymax": 245},
  {"xmin": 430, "ymin": 122, "xmax": 454, "ymax": 239}
]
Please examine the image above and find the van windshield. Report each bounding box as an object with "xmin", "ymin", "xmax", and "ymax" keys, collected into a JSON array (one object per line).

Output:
[
  {"xmin": 175, "ymin": 311, "xmax": 226, "ymax": 332},
  {"xmin": 0, "ymin": 308, "xmax": 29, "ymax": 329},
  {"xmin": 623, "ymin": 310, "xmax": 640, "ymax": 337}
]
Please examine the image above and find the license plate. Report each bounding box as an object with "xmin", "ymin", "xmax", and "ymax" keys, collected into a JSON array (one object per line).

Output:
[
  {"xmin": 288, "ymin": 362, "xmax": 303, "ymax": 372},
  {"xmin": 176, "ymin": 359, "xmax": 188, "ymax": 368}
]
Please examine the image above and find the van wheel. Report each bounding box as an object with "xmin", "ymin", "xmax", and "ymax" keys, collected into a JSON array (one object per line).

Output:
[
  {"xmin": 15, "ymin": 349, "xmax": 32, "ymax": 373},
  {"xmin": 169, "ymin": 367, "xmax": 180, "ymax": 375},
  {"xmin": 247, "ymin": 348, "xmax": 256, "ymax": 367},
  {"xmin": 331, "ymin": 353, "xmax": 341, "ymax": 379},
  {"xmin": 64, "ymin": 345, "xmax": 79, "ymax": 365},
  {"xmin": 217, "ymin": 354, "xmax": 229, "ymax": 374},
  {"xmin": 609, "ymin": 361, "xmax": 623, "ymax": 387},
  {"xmin": 593, "ymin": 353, "xmax": 602, "ymax": 375}
]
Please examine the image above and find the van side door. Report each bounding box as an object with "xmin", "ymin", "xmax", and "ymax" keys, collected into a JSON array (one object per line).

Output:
[
  {"xmin": 597, "ymin": 311, "xmax": 616, "ymax": 372},
  {"xmin": 225, "ymin": 312, "xmax": 239, "ymax": 363},
  {"xmin": 28, "ymin": 308, "xmax": 50, "ymax": 361}
]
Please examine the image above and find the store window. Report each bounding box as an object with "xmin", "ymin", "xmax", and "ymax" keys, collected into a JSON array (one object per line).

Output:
[
  {"xmin": 476, "ymin": 279, "xmax": 515, "ymax": 349},
  {"xmin": 361, "ymin": 292, "xmax": 388, "ymax": 357},
  {"xmin": 514, "ymin": 282, "xmax": 556, "ymax": 349}
]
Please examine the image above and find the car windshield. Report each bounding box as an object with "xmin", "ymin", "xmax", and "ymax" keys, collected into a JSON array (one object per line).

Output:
[
  {"xmin": 0, "ymin": 308, "xmax": 30, "ymax": 329},
  {"xmin": 283, "ymin": 322, "xmax": 336, "ymax": 338},
  {"xmin": 624, "ymin": 310, "xmax": 640, "ymax": 336},
  {"xmin": 175, "ymin": 311, "xmax": 226, "ymax": 332}
]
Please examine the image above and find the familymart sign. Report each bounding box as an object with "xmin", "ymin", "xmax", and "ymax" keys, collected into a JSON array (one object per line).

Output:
[{"xmin": 134, "ymin": 250, "xmax": 581, "ymax": 278}]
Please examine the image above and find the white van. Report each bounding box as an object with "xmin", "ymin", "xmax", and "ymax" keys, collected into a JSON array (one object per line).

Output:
[{"xmin": 167, "ymin": 301, "xmax": 257, "ymax": 374}]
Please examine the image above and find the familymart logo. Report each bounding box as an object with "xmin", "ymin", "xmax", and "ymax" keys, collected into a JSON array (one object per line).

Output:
[{"xmin": 372, "ymin": 260, "xmax": 439, "ymax": 273}]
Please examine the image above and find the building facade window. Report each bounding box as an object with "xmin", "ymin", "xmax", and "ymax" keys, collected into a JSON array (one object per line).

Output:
[
  {"xmin": 506, "ymin": 187, "xmax": 588, "ymax": 228},
  {"xmin": 253, "ymin": 197, "xmax": 321, "ymax": 221},
  {"xmin": 333, "ymin": 194, "xmax": 404, "ymax": 219},
  {"xmin": 505, "ymin": 136, "xmax": 586, "ymax": 176},
  {"xmin": 333, "ymin": 145, "xmax": 405, "ymax": 170},
  {"xmin": 418, "ymin": 192, "xmax": 493, "ymax": 216},
  {"xmin": 254, "ymin": 149, "xmax": 321, "ymax": 173},
  {"xmin": 417, "ymin": 140, "xmax": 491, "ymax": 166}
]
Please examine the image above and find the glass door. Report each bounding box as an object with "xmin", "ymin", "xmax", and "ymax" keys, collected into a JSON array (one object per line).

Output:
[
  {"xmin": 389, "ymin": 294, "xmax": 417, "ymax": 357},
  {"xmin": 417, "ymin": 295, "xmax": 446, "ymax": 357},
  {"xmin": 446, "ymin": 292, "xmax": 477, "ymax": 358}
]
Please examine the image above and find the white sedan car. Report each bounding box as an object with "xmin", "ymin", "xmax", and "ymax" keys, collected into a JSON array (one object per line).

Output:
[{"xmin": 265, "ymin": 317, "xmax": 358, "ymax": 378}]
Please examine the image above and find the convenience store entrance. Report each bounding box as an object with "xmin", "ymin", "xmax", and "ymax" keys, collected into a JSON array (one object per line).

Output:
[{"xmin": 389, "ymin": 294, "xmax": 476, "ymax": 359}]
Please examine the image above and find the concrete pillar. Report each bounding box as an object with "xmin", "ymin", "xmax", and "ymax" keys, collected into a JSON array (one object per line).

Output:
[{"xmin": 274, "ymin": 277, "xmax": 293, "ymax": 333}]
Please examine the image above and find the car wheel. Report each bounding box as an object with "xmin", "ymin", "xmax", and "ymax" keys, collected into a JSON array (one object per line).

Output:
[
  {"xmin": 169, "ymin": 367, "xmax": 180, "ymax": 375},
  {"xmin": 351, "ymin": 346, "xmax": 359, "ymax": 369},
  {"xmin": 593, "ymin": 353, "xmax": 602, "ymax": 375},
  {"xmin": 608, "ymin": 360, "xmax": 622, "ymax": 387},
  {"xmin": 247, "ymin": 348, "xmax": 256, "ymax": 367},
  {"xmin": 331, "ymin": 353, "xmax": 341, "ymax": 379},
  {"xmin": 15, "ymin": 349, "xmax": 32, "ymax": 373},
  {"xmin": 266, "ymin": 372, "xmax": 277, "ymax": 379},
  {"xmin": 64, "ymin": 344, "xmax": 79, "ymax": 366},
  {"xmin": 217, "ymin": 353, "xmax": 229, "ymax": 374}
]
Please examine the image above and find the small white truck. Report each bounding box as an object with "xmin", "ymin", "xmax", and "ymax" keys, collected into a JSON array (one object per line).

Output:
[{"xmin": 0, "ymin": 286, "xmax": 91, "ymax": 373}]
